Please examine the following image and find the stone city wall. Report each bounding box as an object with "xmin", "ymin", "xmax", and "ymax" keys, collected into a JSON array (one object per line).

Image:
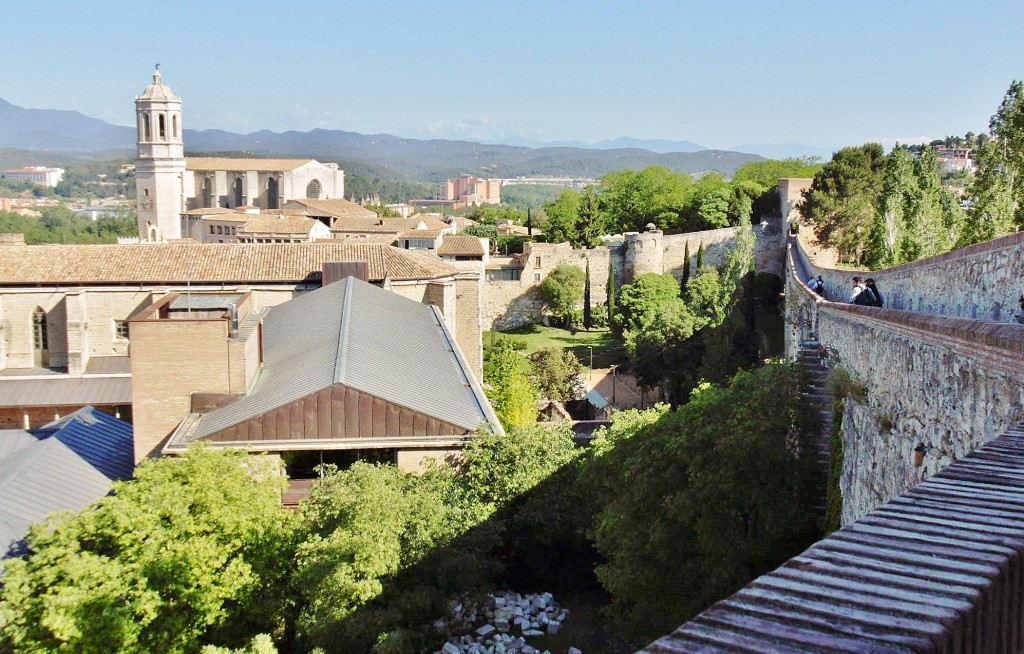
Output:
[
  {"xmin": 794, "ymin": 231, "xmax": 1024, "ymax": 324},
  {"xmin": 483, "ymin": 244, "xmax": 617, "ymax": 331},
  {"xmin": 819, "ymin": 305, "xmax": 1024, "ymax": 525},
  {"xmin": 785, "ymin": 242, "xmax": 1024, "ymax": 524},
  {"xmin": 484, "ymin": 221, "xmax": 788, "ymax": 330}
]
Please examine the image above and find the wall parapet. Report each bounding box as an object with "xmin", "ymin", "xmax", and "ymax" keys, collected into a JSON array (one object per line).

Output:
[
  {"xmin": 793, "ymin": 232, "xmax": 1024, "ymax": 324},
  {"xmin": 642, "ymin": 422, "xmax": 1024, "ymax": 654}
]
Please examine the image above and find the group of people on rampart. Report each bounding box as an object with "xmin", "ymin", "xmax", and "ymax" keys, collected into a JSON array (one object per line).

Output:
[{"xmin": 806, "ymin": 274, "xmax": 884, "ymax": 307}]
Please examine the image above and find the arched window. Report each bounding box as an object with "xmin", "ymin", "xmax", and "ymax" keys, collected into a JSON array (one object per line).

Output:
[
  {"xmin": 233, "ymin": 177, "xmax": 244, "ymax": 207},
  {"xmin": 267, "ymin": 177, "xmax": 279, "ymax": 210},
  {"xmin": 172, "ymin": 114, "xmax": 178, "ymax": 138},
  {"xmin": 144, "ymin": 114, "xmax": 151, "ymax": 141},
  {"xmin": 305, "ymin": 179, "xmax": 322, "ymax": 199},
  {"xmin": 158, "ymin": 114, "xmax": 166, "ymax": 139},
  {"xmin": 201, "ymin": 177, "xmax": 212, "ymax": 208},
  {"xmin": 32, "ymin": 307, "xmax": 48, "ymax": 368}
]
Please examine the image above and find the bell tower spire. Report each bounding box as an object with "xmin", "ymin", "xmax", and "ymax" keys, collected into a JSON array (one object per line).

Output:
[{"xmin": 134, "ymin": 66, "xmax": 185, "ymax": 241}]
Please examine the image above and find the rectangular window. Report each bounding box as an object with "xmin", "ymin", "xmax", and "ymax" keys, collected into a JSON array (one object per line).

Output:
[
  {"xmin": 209, "ymin": 225, "xmax": 215, "ymax": 234},
  {"xmin": 217, "ymin": 226, "xmax": 223, "ymax": 234},
  {"xmin": 535, "ymin": 256, "xmax": 542, "ymax": 268},
  {"xmin": 115, "ymin": 320, "xmax": 129, "ymax": 339},
  {"xmin": 535, "ymin": 273, "xmax": 541, "ymax": 281}
]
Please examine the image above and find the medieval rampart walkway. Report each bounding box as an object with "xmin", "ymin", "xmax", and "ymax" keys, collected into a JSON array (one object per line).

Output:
[{"xmin": 639, "ymin": 235, "xmax": 1024, "ymax": 652}]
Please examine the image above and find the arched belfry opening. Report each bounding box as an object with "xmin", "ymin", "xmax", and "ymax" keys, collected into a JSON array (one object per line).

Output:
[
  {"xmin": 32, "ymin": 307, "xmax": 49, "ymax": 368},
  {"xmin": 306, "ymin": 179, "xmax": 322, "ymax": 199},
  {"xmin": 267, "ymin": 177, "xmax": 279, "ymax": 209},
  {"xmin": 158, "ymin": 114, "xmax": 166, "ymax": 140},
  {"xmin": 143, "ymin": 115, "xmax": 151, "ymax": 141},
  {"xmin": 233, "ymin": 177, "xmax": 244, "ymax": 207},
  {"xmin": 201, "ymin": 177, "xmax": 212, "ymax": 208},
  {"xmin": 172, "ymin": 114, "xmax": 178, "ymax": 138}
]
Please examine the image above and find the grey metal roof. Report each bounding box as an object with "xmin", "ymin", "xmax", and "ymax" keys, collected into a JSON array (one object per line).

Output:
[
  {"xmin": 0, "ymin": 376, "xmax": 132, "ymax": 408},
  {"xmin": 0, "ymin": 406, "xmax": 133, "ymax": 559},
  {"xmin": 192, "ymin": 276, "xmax": 500, "ymax": 440}
]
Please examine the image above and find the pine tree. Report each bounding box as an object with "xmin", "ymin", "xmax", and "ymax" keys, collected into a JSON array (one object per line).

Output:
[
  {"xmin": 583, "ymin": 257, "xmax": 593, "ymax": 330},
  {"xmin": 680, "ymin": 241, "xmax": 691, "ymax": 298}
]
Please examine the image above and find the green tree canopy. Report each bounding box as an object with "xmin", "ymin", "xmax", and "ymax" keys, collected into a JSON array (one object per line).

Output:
[
  {"xmin": 582, "ymin": 362, "xmax": 818, "ymax": 639},
  {"xmin": 539, "ymin": 263, "xmax": 586, "ymax": 327},
  {"xmin": 483, "ymin": 340, "xmax": 538, "ymax": 429},
  {"xmin": 799, "ymin": 143, "xmax": 887, "ymax": 265},
  {"xmin": 530, "ymin": 347, "xmax": 586, "ymax": 402},
  {"xmin": 0, "ymin": 448, "xmax": 294, "ymax": 654},
  {"xmin": 600, "ymin": 166, "xmax": 693, "ymax": 232},
  {"xmin": 616, "ymin": 272, "xmax": 687, "ymax": 336}
]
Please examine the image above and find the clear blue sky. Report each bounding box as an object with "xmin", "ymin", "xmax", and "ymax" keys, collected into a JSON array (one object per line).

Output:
[{"xmin": 3, "ymin": 0, "xmax": 1023, "ymax": 150}]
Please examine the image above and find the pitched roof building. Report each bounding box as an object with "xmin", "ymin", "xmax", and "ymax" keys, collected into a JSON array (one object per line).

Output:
[
  {"xmin": 0, "ymin": 406, "xmax": 134, "ymax": 559},
  {"xmin": 157, "ymin": 277, "xmax": 500, "ymax": 472},
  {"xmin": 0, "ymin": 242, "xmax": 484, "ymax": 435}
]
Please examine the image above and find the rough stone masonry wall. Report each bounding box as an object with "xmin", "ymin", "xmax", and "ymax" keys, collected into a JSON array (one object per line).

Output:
[
  {"xmin": 483, "ymin": 219, "xmax": 788, "ymax": 330},
  {"xmin": 817, "ymin": 306, "xmax": 1024, "ymax": 525},
  {"xmin": 785, "ymin": 241, "xmax": 1024, "ymax": 524},
  {"xmin": 794, "ymin": 230, "xmax": 1024, "ymax": 324}
]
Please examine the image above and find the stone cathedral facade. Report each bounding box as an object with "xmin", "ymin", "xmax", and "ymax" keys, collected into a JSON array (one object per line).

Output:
[{"xmin": 133, "ymin": 69, "xmax": 345, "ymax": 241}]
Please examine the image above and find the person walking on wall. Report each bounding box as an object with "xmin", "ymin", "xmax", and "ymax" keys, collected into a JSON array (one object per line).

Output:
[
  {"xmin": 865, "ymin": 278, "xmax": 883, "ymax": 307},
  {"xmin": 853, "ymin": 277, "xmax": 879, "ymax": 306},
  {"xmin": 850, "ymin": 277, "xmax": 865, "ymax": 303},
  {"xmin": 814, "ymin": 276, "xmax": 825, "ymax": 299}
]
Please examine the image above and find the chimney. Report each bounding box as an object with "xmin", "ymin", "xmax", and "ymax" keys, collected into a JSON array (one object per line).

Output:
[
  {"xmin": 227, "ymin": 303, "xmax": 239, "ymax": 337},
  {"xmin": 323, "ymin": 260, "xmax": 370, "ymax": 286}
]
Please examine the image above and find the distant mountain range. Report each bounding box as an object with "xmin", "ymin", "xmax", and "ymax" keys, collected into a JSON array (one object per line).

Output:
[{"xmin": 0, "ymin": 97, "xmax": 829, "ymax": 179}]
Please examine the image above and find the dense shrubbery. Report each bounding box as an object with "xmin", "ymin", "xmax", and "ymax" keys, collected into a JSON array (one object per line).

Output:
[
  {"xmin": 581, "ymin": 363, "xmax": 819, "ymax": 637},
  {"xmin": 0, "ymin": 359, "xmax": 817, "ymax": 653}
]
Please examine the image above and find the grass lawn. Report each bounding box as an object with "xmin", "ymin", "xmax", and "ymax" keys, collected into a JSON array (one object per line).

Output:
[{"xmin": 484, "ymin": 325, "xmax": 627, "ymax": 370}]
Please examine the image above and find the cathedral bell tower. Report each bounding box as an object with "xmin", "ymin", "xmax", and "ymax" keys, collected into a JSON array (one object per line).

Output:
[{"xmin": 135, "ymin": 66, "xmax": 185, "ymax": 241}]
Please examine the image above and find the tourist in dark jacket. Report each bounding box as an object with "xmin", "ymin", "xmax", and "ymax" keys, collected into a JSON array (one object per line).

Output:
[{"xmin": 865, "ymin": 278, "xmax": 883, "ymax": 307}]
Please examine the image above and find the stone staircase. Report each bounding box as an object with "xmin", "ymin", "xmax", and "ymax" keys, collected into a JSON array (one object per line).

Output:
[{"xmin": 797, "ymin": 338, "xmax": 833, "ymax": 518}]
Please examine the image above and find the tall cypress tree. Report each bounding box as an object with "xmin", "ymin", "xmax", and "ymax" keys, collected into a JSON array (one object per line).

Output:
[
  {"xmin": 695, "ymin": 241, "xmax": 705, "ymax": 270},
  {"xmin": 526, "ymin": 207, "xmax": 533, "ymax": 237},
  {"xmin": 607, "ymin": 258, "xmax": 616, "ymax": 327},
  {"xmin": 583, "ymin": 258, "xmax": 593, "ymax": 330},
  {"xmin": 680, "ymin": 241, "xmax": 691, "ymax": 297}
]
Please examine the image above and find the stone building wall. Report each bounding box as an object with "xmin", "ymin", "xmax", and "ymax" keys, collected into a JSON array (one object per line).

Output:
[{"xmin": 794, "ymin": 230, "xmax": 1024, "ymax": 324}]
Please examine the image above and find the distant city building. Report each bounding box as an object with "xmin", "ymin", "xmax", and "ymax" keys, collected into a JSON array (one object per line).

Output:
[
  {"xmin": 3, "ymin": 166, "xmax": 65, "ymax": 186},
  {"xmin": 933, "ymin": 145, "xmax": 975, "ymax": 174},
  {"xmin": 440, "ymin": 175, "xmax": 501, "ymax": 207},
  {"xmin": 133, "ymin": 68, "xmax": 345, "ymax": 242}
]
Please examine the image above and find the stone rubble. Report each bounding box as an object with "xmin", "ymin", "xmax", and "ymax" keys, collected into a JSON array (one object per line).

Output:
[{"xmin": 433, "ymin": 591, "xmax": 579, "ymax": 654}]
